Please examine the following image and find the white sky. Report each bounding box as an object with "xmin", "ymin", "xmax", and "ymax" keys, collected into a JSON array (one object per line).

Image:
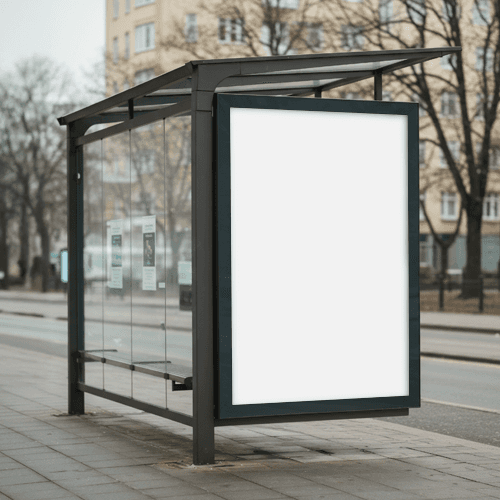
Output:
[{"xmin": 0, "ymin": 0, "xmax": 105, "ymax": 80}]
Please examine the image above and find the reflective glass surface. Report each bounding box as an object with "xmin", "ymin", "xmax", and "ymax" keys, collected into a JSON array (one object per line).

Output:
[
  {"xmin": 83, "ymin": 141, "xmax": 105, "ymax": 389},
  {"xmin": 82, "ymin": 116, "xmax": 192, "ymax": 415}
]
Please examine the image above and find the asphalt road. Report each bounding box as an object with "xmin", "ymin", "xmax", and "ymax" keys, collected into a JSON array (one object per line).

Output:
[
  {"xmin": 381, "ymin": 357, "xmax": 500, "ymax": 448},
  {"xmin": 0, "ymin": 313, "xmax": 191, "ymax": 366},
  {"xmin": 1, "ymin": 314, "xmax": 498, "ymax": 448}
]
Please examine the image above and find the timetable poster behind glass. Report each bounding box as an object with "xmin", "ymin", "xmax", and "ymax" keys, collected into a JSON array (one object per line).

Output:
[
  {"xmin": 142, "ymin": 215, "xmax": 156, "ymax": 291},
  {"xmin": 109, "ymin": 219, "xmax": 123, "ymax": 289}
]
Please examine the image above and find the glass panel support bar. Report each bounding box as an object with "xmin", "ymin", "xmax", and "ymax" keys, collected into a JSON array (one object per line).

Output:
[{"xmin": 77, "ymin": 383, "xmax": 193, "ymax": 427}]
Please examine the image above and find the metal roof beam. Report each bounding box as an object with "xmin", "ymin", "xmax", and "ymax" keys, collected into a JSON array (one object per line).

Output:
[
  {"xmin": 75, "ymin": 98, "xmax": 190, "ymax": 146},
  {"xmin": 58, "ymin": 63, "xmax": 193, "ymax": 126},
  {"xmin": 219, "ymin": 70, "xmax": 373, "ymax": 88}
]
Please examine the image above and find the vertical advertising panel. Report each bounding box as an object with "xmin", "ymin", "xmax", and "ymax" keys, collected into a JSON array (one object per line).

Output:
[
  {"xmin": 216, "ymin": 94, "xmax": 420, "ymax": 419},
  {"xmin": 142, "ymin": 215, "xmax": 156, "ymax": 291},
  {"xmin": 109, "ymin": 219, "xmax": 123, "ymax": 289}
]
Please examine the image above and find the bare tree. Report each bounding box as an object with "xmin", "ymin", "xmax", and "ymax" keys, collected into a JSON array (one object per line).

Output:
[
  {"xmin": 159, "ymin": 0, "xmax": 327, "ymax": 65},
  {"xmin": 0, "ymin": 56, "xmax": 74, "ymax": 292},
  {"xmin": 320, "ymin": 0, "xmax": 500, "ymax": 297}
]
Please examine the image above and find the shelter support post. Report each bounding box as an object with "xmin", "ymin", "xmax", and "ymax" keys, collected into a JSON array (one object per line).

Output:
[
  {"xmin": 191, "ymin": 72, "xmax": 216, "ymax": 466},
  {"xmin": 374, "ymin": 72, "xmax": 383, "ymax": 101},
  {"xmin": 191, "ymin": 65, "xmax": 239, "ymax": 465},
  {"xmin": 67, "ymin": 124, "xmax": 85, "ymax": 414}
]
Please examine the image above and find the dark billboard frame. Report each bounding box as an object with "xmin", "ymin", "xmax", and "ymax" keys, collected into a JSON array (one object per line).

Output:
[{"xmin": 216, "ymin": 93, "xmax": 420, "ymax": 420}]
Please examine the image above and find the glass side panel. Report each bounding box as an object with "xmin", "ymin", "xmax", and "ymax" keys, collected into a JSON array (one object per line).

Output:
[
  {"xmin": 164, "ymin": 115, "xmax": 193, "ymax": 416},
  {"xmin": 102, "ymin": 130, "xmax": 132, "ymax": 398},
  {"xmin": 82, "ymin": 118, "xmax": 192, "ymax": 415},
  {"xmin": 83, "ymin": 141, "xmax": 104, "ymax": 389},
  {"xmin": 130, "ymin": 121, "xmax": 166, "ymax": 364}
]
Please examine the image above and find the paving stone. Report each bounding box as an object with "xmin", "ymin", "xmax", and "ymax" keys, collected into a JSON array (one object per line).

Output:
[
  {"xmin": 87, "ymin": 492, "xmax": 153, "ymax": 500},
  {"xmin": 149, "ymin": 495, "xmax": 227, "ymax": 500},
  {"xmin": 54, "ymin": 474, "xmax": 119, "ymax": 489},
  {"xmin": 0, "ymin": 468, "xmax": 47, "ymax": 486},
  {"xmin": 0, "ymin": 481, "xmax": 74, "ymax": 500}
]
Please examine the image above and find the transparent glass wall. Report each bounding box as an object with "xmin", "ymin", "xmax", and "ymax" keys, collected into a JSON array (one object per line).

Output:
[
  {"xmin": 163, "ymin": 115, "xmax": 192, "ymax": 415},
  {"xmin": 83, "ymin": 114, "xmax": 192, "ymax": 416},
  {"xmin": 103, "ymin": 131, "xmax": 133, "ymax": 397},
  {"xmin": 83, "ymin": 141, "xmax": 105, "ymax": 389}
]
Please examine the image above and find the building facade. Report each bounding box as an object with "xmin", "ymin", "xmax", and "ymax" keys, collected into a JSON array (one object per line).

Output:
[{"xmin": 105, "ymin": 0, "xmax": 500, "ymax": 275}]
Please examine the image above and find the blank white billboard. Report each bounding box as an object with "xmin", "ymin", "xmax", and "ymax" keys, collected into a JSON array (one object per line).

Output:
[{"xmin": 230, "ymin": 106, "xmax": 409, "ymax": 406}]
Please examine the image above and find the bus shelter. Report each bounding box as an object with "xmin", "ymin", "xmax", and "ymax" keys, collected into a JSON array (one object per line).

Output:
[{"xmin": 58, "ymin": 47, "xmax": 460, "ymax": 465}]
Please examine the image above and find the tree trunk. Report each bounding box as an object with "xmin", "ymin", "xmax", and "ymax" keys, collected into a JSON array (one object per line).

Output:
[
  {"xmin": 34, "ymin": 209, "xmax": 51, "ymax": 293},
  {"xmin": 440, "ymin": 244, "xmax": 449, "ymax": 278},
  {"xmin": 19, "ymin": 198, "xmax": 29, "ymax": 287},
  {"xmin": 461, "ymin": 202, "xmax": 482, "ymax": 298},
  {"xmin": 0, "ymin": 198, "xmax": 9, "ymax": 290}
]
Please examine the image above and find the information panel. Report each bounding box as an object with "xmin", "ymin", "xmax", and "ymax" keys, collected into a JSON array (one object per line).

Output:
[{"xmin": 216, "ymin": 94, "xmax": 420, "ymax": 419}]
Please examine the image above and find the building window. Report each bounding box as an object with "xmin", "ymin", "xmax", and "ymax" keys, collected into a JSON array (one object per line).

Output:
[
  {"xmin": 344, "ymin": 0, "xmax": 363, "ymax": 3},
  {"xmin": 134, "ymin": 68, "xmax": 155, "ymax": 85},
  {"xmin": 476, "ymin": 47, "xmax": 494, "ymax": 72},
  {"xmin": 440, "ymin": 141, "xmax": 460, "ymax": 167},
  {"xmin": 442, "ymin": 0, "xmax": 460, "ymax": 21},
  {"xmin": 340, "ymin": 92, "xmax": 361, "ymax": 100},
  {"xmin": 135, "ymin": 23, "xmax": 155, "ymax": 53},
  {"xmin": 419, "ymin": 192, "xmax": 426, "ymax": 221},
  {"xmin": 440, "ymin": 53, "xmax": 456, "ymax": 70},
  {"xmin": 419, "ymin": 141, "xmax": 426, "ymax": 168},
  {"xmin": 341, "ymin": 25, "xmax": 364, "ymax": 50},
  {"xmin": 262, "ymin": 0, "xmax": 299, "ymax": 8},
  {"xmin": 113, "ymin": 0, "xmax": 119, "ymax": 18},
  {"xmin": 123, "ymin": 79, "xmax": 130, "ymax": 90},
  {"xmin": 261, "ymin": 22, "xmax": 289, "ymax": 54},
  {"xmin": 491, "ymin": 146, "xmax": 500, "ymax": 170},
  {"xmin": 476, "ymin": 93, "xmax": 493, "ymax": 120},
  {"xmin": 307, "ymin": 23, "xmax": 323, "ymax": 50},
  {"xmin": 412, "ymin": 93, "xmax": 426, "ymax": 116},
  {"xmin": 420, "ymin": 235, "xmax": 431, "ymax": 266},
  {"xmin": 382, "ymin": 90, "xmax": 392, "ymax": 101},
  {"xmin": 441, "ymin": 192, "xmax": 458, "ymax": 220},
  {"xmin": 441, "ymin": 91, "xmax": 459, "ymax": 117},
  {"xmin": 473, "ymin": 0, "xmax": 490, "ymax": 25},
  {"xmin": 379, "ymin": 0, "xmax": 393, "ymax": 26},
  {"xmin": 136, "ymin": 150, "xmax": 156, "ymax": 175},
  {"xmin": 483, "ymin": 194, "xmax": 499, "ymax": 221},
  {"xmin": 113, "ymin": 81, "xmax": 119, "ymax": 94},
  {"xmin": 113, "ymin": 37, "xmax": 119, "ymax": 63},
  {"xmin": 124, "ymin": 33, "xmax": 130, "ymax": 59},
  {"xmin": 219, "ymin": 18, "xmax": 245, "ymax": 44},
  {"xmin": 135, "ymin": 0, "xmax": 154, "ymax": 6},
  {"xmin": 407, "ymin": 0, "xmax": 426, "ymax": 24},
  {"xmin": 125, "ymin": 0, "xmax": 130, "ymax": 13},
  {"xmin": 185, "ymin": 14, "xmax": 198, "ymax": 42}
]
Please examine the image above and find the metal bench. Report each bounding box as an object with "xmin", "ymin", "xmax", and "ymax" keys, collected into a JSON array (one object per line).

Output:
[{"xmin": 78, "ymin": 350, "xmax": 192, "ymax": 390}]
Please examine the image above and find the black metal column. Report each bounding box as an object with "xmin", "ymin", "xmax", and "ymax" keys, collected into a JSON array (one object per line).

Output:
[
  {"xmin": 67, "ymin": 123, "xmax": 85, "ymax": 414},
  {"xmin": 191, "ymin": 70, "xmax": 216, "ymax": 465},
  {"xmin": 374, "ymin": 72, "xmax": 383, "ymax": 101}
]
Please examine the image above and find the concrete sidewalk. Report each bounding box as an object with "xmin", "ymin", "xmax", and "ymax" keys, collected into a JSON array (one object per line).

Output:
[{"xmin": 1, "ymin": 342, "xmax": 500, "ymax": 500}]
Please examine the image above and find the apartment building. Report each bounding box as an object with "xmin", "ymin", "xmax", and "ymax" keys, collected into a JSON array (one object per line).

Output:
[{"xmin": 106, "ymin": 0, "xmax": 500, "ymax": 274}]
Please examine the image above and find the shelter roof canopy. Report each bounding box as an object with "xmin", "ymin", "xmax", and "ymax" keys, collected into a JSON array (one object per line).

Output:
[{"xmin": 58, "ymin": 47, "xmax": 461, "ymax": 130}]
